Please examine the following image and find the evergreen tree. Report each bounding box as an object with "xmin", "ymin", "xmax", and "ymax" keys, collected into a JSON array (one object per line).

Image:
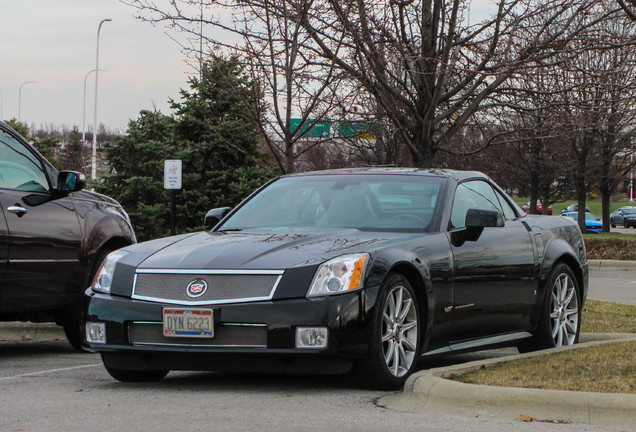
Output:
[
  {"xmin": 35, "ymin": 135, "xmax": 62, "ymax": 168},
  {"xmin": 171, "ymin": 58, "xmax": 272, "ymax": 224},
  {"xmin": 58, "ymin": 127, "xmax": 88, "ymax": 172},
  {"xmin": 97, "ymin": 59, "xmax": 272, "ymax": 241},
  {"xmin": 5, "ymin": 119, "xmax": 30, "ymax": 139}
]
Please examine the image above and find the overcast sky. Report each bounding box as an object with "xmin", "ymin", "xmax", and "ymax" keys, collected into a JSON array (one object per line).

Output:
[
  {"xmin": 1, "ymin": 0, "xmax": 191, "ymax": 132},
  {"xmin": 1, "ymin": 0, "xmax": 495, "ymax": 133}
]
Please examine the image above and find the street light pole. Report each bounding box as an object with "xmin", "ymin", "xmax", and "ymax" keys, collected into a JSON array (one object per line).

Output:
[
  {"xmin": 630, "ymin": 147, "xmax": 634, "ymax": 203},
  {"xmin": 92, "ymin": 18, "xmax": 112, "ymax": 181},
  {"xmin": 83, "ymin": 69, "xmax": 105, "ymax": 145},
  {"xmin": 18, "ymin": 81, "xmax": 37, "ymax": 121}
]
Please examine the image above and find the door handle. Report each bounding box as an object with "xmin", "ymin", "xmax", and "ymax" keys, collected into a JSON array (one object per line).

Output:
[{"xmin": 7, "ymin": 206, "xmax": 28, "ymax": 217}]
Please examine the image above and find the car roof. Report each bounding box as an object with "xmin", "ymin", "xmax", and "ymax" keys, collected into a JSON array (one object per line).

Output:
[{"xmin": 282, "ymin": 167, "xmax": 488, "ymax": 182}]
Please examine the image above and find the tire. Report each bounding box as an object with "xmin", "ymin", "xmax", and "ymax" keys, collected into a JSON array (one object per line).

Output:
[
  {"xmin": 625, "ymin": 220, "xmax": 629, "ymax": 229},
  {"xmin": 611, "ymin": 219, "xmax": 615, "ymax": 228},
  {"xmin": 519, "ymin": 263, "xmax": 580, "ymax": 353},
  {"xmin": 355, "ymin": 273, "xmax": 420, "ymax": 390},
  {"xmin": 63, "ymin": 249, "xmax": 112, "ymax": 352},
  {"xmin": 103, "ymin": 363, "xmax": 169, "ymax": 383}
]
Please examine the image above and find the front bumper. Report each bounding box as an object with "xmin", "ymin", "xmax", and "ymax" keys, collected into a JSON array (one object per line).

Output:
[{"xmin": 83, "ymin": 289, "xmax": 374, "ymax": 367}]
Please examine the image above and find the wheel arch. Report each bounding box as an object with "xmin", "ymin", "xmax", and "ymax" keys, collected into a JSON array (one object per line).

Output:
[
  {"xmin": 82, "ymin": 236, "xmax": 135, "ymax": 289},
  {"xmin": 550, "ymin": 254, "xmax": 586, "ymax": 307}
]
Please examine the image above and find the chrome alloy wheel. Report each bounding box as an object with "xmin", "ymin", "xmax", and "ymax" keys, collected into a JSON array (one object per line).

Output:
[
  {"xmin": 381, "ymin": 285, "xmax": 418, "ymax": 377},
  {"xmin": 550, "ymin": 273, "xmax": 579, "ymax": 347}
]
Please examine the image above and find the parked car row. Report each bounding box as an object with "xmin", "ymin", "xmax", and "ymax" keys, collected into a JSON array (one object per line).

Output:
[
  {"xmin": 0, "ymin": 121, "xmax": 592, "ymax": 389},
  {"xmin": 523, "ymin": 201, "xmax": 636, "ymax": 233}
]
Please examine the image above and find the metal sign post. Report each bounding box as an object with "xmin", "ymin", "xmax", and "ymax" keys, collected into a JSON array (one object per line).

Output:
[{"xmin": 164, "ymin": 160, "xmax": 182, "ymax": 236}]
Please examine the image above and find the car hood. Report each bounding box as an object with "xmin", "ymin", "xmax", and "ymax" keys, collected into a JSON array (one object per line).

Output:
[{"xmin": 131, "ymin": 229, "xmax": 423, "ymax": 270}]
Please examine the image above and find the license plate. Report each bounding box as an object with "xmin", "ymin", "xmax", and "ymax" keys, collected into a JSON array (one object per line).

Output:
[{"xmin": 163, "ymin": 308, "xmax": 214, "ymax": 338}]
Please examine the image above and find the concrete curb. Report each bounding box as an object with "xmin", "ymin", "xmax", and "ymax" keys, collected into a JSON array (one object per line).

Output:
[
  {"xmin": 0, "ymin": 322, "xmax": 65, "ymax": 342},
  {"xmin": 378, "ymin": 333, "xmax": 636, "ymax": 428},
  {"xmin": 587, "ymin": 259, "xmax": 636, "ymax": 271}
]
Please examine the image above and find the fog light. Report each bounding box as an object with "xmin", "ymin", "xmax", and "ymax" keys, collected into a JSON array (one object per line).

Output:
[
  {"xmin": 296, "ymin": 327, "xmax": 328, "ymax": 349},
  {"xmin": 85, "ymin": 322, "xmax": 106, "ymax": 344}
]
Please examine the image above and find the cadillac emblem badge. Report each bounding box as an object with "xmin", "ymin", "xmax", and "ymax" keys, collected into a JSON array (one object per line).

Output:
[{"xmin": 186, "ymin": 279, "xmax": 208, "ymax": 298}]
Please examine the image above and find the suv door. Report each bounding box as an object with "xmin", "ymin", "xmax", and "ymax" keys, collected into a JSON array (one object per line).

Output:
[
  {"xmin": 0, "ymin": 127, "xmax": 83, "ymax": 315},
  {"xmin": 0, "ymin": 206, "xmax": 8, "ymax": 296}
]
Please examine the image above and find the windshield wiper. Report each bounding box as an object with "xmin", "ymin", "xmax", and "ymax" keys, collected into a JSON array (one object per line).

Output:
[{"xmin": 217, "ymin": 228, "xmax": 243, "ymax": 232}]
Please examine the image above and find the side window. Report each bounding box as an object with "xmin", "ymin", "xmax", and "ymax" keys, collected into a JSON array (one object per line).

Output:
[
  {"xmin": 450, "ymin": 180, "xmax": 502, "ymax": 229},
  {"xmin": 494, "ymin": 189, "xmax": 517, "ymax": 220},
  {"xmin": 0, "ymin": 130, "xmax": 50, "ymax": 192}
]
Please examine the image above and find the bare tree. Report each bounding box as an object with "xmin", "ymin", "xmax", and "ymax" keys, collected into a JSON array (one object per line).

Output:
[
  {"xmin": 618, "ymin": 0, "xmax": 636, "ymax": 20},
  {"xmin": 126, "ymin": 0, "xmax": 354, "ymax": 174},
  {"xmin": 527, "ymin": 6, "xmax": 636, "ymax": 231},
  {"xmin": 282, "ymin": 0, "xmax": 618, "ymax": 167}
]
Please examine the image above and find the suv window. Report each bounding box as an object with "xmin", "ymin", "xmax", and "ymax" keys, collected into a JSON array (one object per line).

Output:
[{"xmin": 0, "ymin": 130, "xmax": 50, "ymax": 192}]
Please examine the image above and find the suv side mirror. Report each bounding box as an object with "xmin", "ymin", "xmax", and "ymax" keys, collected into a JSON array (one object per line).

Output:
[
  {"xmin": 204, "ymin": 207, "xmax": 231, "ymax": 229},
  {"xmin": 57, "ymin": 171, "xmax": 86, "ymax": 193}
]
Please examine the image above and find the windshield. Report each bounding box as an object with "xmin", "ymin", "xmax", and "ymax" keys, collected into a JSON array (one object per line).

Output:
[
  {"xmin": 623, "ymin": 208, "xmax": 636, "ymax": 215},
  {"xmin": 218, "ymin": 174, "xmax": 444, "ymax": 232}
]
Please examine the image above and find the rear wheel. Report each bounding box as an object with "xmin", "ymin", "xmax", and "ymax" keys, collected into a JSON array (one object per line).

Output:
[
  {"xmin": 355, "ymin": 273, "xmax": 420, "ymax": 390},
  {"xmin": 519, "ymin": 263, "xmax": 580, "ymax": 352}
]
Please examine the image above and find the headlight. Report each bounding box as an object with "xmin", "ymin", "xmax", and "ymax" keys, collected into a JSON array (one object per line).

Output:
[
  {"xmin": 307, "ymin": 253, "xmax": 369, "ymax": 297},
  {"xmin": 91, "ymin": 250, "xmax": 129, "ymax": 294}
]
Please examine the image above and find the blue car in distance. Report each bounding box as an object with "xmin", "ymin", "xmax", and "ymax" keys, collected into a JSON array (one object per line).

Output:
[
  {"xmin": 562, "ymin": 212, "xmax": 602, "ymax": 233},
  {"xmin": 609, "ymin": 206, "xmax": 636, "ymax": 228}
]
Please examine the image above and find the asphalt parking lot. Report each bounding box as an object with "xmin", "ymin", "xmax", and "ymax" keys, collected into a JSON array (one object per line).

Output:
[
  {"xmin": 1, "ymin": 338, "xmax": 629, "ymax": 432},
  {"xmin": 0, "ymin": 263, "xmax": 634, "ymax": 432}
]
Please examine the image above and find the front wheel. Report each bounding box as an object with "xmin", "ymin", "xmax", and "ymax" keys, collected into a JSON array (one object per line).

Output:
[
  {"xmin": 355, "ymin": 273, "xmax": 420, "ymax": 390},
  {"xmin": 519, "ymin": 263, "xmax": 580, "ymax": 353},
  {"xmin": 103, "ymin": 363, "xmax": 169, "ymax": 383}
]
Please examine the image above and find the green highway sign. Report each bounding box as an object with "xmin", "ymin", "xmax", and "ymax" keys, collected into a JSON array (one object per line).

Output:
[
  {"xmin": 338, "ymin": 121, "xmax": 377, "ymax": 139},
  {"xmin": 290, "ymin": 118, "xmax": 331, "ymax": 138}
]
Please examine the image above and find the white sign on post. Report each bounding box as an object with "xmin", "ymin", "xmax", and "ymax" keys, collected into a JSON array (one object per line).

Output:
[{"xmin": 164, "ymin": 160, "xmax": 182, "ymax": 190}]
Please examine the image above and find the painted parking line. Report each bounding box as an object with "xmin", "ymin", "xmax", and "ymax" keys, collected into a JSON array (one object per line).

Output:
[{"xmin": 0, "ymin": 363, "xmax": 102, "ymax": 382}]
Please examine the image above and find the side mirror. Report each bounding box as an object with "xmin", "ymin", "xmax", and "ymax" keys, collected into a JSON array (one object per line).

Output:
[
  {"xmin": 57, "ymin": 171, "xmax": 86, "ymax": 193},
  {"xmin": 465, "ymin": 208, "xmax": 505, "ymax": 229},
  {"xmin": 204, "ymin": 207, "xmax": 231, "ymax": 229},
  {"xmin": 452, "ymin": 208, "xmax": 504, "ymax": 246}
]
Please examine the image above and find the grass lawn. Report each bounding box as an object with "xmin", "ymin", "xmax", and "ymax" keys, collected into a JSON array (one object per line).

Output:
[
  {"xmin": 455, "ymin": 300, "xmax": 636, "ymax": 393},
  {"xmin": 512, "ymin": 197, "xmax": 636, "ymax": 216}
]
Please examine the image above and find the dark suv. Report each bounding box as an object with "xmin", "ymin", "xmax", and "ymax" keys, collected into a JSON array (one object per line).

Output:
[{"xmin": 0, "ymin": 121, "xmax": 136, "ymax": 350}]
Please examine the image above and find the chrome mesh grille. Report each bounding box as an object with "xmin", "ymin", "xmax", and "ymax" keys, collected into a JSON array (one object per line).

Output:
[
  {"xmin": 128, "ymin": 322, "xmax": 267, "ymax": 348},
  {"xmin": 132, "ymin": 271, "xmax": 282, "ymax": 305}
]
